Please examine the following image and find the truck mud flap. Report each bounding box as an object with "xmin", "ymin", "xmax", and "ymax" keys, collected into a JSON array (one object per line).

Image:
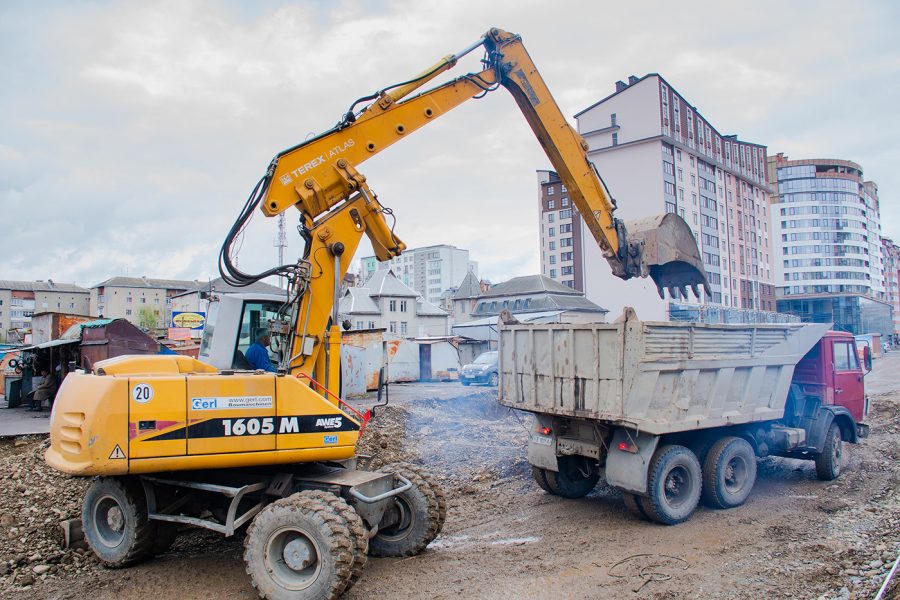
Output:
[{"xmin": 605, "ymin": 429, "xmax": 660, "ymax": 495}]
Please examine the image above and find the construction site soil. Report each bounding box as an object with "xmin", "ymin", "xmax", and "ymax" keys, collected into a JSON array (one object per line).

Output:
[{"xmin": 1, "ymin": 356, "xmax": 898, "ymax": 599}]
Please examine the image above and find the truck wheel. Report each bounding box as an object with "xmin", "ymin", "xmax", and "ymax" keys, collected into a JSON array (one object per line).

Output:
[
  {"xmin": 243, "ymin": 492, "xmax": 353, "ymax": 600},
  {"xmin": 815, "ymin": 422, "xmax": 843, "ymax": 481},
  {"xmin": 488, "ymin": 372, "xmax": 499, "ymax": 387},
  {"xmin": 701, "ymin": 437, "xmax": 757, "ymax": 509},
  {"xmin": 622, "ymin": 492, "xmax": 650, "ymax": 520},
  {"xmin": 532, "ymin": 466, "xmax": 554, "ymax": 493},
  {"xmin": 303, "ymin": 491, "xmax": 368, "ymax": 592},
  {"xmin": 81, "ymin": 477, "xmax": 156, "ymax": 567},
  {"xmin": 643, "ymin": 445, "xmax": 701, "ymax": 525},
  {"xmin": 545, "ymin": 456, "xmax": 599, "ymax": 499},
  {"xmin": 370, "ymin": 463, "xmax": 442, "ymax": 557}
]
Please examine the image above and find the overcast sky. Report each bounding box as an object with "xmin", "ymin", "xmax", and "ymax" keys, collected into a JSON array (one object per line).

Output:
[{"xmin": 2, "ymin": 0, "xmax": 898, "ymax": 289}]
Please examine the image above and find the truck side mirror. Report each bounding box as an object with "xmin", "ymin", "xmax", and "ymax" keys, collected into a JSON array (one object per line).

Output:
[{"xmin": 863, "ymin": 346, "xmax": 872, "ymax": 372}]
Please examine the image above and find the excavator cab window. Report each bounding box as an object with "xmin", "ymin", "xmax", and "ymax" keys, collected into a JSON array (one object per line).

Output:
[{"xmin": 235, "ymin": 301, "xmax": 283, "ymax": 368}]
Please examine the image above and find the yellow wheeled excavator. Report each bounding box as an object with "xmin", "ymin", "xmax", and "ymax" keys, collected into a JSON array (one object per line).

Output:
[{"xmin": 46, "ymin": 28, "xmax": 707, "ymax": 600}]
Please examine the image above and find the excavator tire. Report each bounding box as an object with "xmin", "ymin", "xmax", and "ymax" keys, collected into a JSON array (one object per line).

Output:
[
  {"xmin": 370, "ymin": 463, "xmax": 442, "ymax": 557},
  {"xmin": 243, "ymin": 492, "xmax": 353, "ymax": 600},
  {"xmin": 81, "ymin": 476, "xmax": 156, "ymax": 568},
  {"xmin": 391, "ymin": 463, "xmax": 448, "ymax": 536},
  {"xmin": 303, "ymin": 491, "xmax": 368, "ymax": 592}
]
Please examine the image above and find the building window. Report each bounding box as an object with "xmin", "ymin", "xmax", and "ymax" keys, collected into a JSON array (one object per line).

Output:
[
  {"xmin": 561, "ymin": 197, "xmax": 569, "ymax": 207},
  {"xmin": 548, "ymin": 213, "xmax": 555, "ymax": 223},
  {"xmin": 547, "ymin": 186, "xmax": 555, "ymax": 195},
  {"xmin": 549, "ymin": 227, "xmax": 556, "ymax": 237},
  {"xmin": 400, "ymin": 322, "xmax": 408, "ymax": 335},
  {"xmin": 549, "ymin": 241, "xmax": 556, "ymax": 250},
  {"xmin": 548, "ymin": 200, "xmax": 555, "ymax": 209},
  {"xmin": 368, "ymin": 321, "xmax": 376, "ymax": 329},
  {"xmin": 561, "ymin": 266, "xmax": 574, "ymax": 276},
  {"xmin": 560, "ymin": 223, "xmax": 572, "ymax": 233},
  {"xmin": 389, "ymin": 321, "xmax": 397, "ymax": 333},
  {"xmin": 550, "ymin": 269, "xmax": 557, "ymax": 278},
  {"xmin": 356, "ymin": 321, "xmax": 363, "ymax": 329},
  {"xmin": 154, "ymin": 297, "xmax": 160, "ymax": 304},
  {"xmin": 141, "ymin": 297, "xmax": 146, "ymax": 304},
  {"xmin": 677, "ymin": 168, "xmax": 683, "ymax": 181},
  {"xmin": 560, "ymin": 209, "xmax": 572, "ymax": 219},
  {"xmin": 125, "ymin": 309, "xmax": 132, "ymax": 316},
  {"xmin": 665, "ymin": 182, "xmax": 676, "ymax": 195},
  {"xmin": 126, "ymin": 296, "xmax": 133, "ymax": 303},
  {"xmin": 549, "ymin": 255, "xmax": 557, "ymax": 264},
  {"xmin": 400, "ymin": 300, "xmax": 408, "ymax": 312},
  {"xmin": 560, "ymin": 237, "xmax": 573, "ymax": 247},
  {"xmin": 612, "ymin": 133, "xmax": 618, "ymax": 146},
  {"xmin": 561, "ymin": 185, "xmax": 566, "ymax": 192},
  {"xmin": 610, "ymin": 113, "xmax": 617, "ymax": 126}
]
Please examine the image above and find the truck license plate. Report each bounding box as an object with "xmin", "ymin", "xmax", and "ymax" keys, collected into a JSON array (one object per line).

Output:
[{"xmin": 531, "ymin": 435, "xmax": 552, "ymax": 446}]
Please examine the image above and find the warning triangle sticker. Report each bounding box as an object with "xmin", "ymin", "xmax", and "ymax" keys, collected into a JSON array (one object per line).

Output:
[{"xmin": 109, "ymin": 445, "xmax": 126, "ymax": 460}]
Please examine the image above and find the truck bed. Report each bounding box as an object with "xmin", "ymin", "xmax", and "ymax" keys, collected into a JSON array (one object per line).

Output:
[{"xmin": 497, "ymin": 310, "xmax": 830, "ymax": 435}]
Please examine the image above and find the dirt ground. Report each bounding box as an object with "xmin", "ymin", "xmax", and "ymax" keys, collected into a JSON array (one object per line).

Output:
[{"xmin": 1, "ymin": 354, "xmax": 898, "ymax": 599}]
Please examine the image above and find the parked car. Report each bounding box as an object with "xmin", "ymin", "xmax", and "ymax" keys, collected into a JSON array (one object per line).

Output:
[{"xmin": 460, "ymin": 351, "xmax": 499, "ymax": 386}]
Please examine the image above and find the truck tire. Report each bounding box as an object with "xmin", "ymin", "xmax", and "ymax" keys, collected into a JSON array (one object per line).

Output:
[
  {"xmin": 622, "ymin": 492, "xmax": 650, "ymax": 520},
  {"xmin": 815, "ymin": 422, "xmax": 843, "ymax": 481},
  {"xmin": 81, "ymin": 477, "xmax": 156, "ymax": 567},
  {"xmin": 532, "ymin": 466, "xmax": 553, "ymax": 493},
  {"xmin": 303, "ymin": 491, "xmax": 368, "ymax": 592},
  {"xmin": 701, "ymin": 436, "xmax": 757, "ymax": 509},
  {"xmin": 370, "ymin": 463, "xmax": 442, "ymax": 557},
  {"xmin": 545, "ymin": 456, "xmax": 599, "ymax": 499},
  {"xmin": 643, "ymin": 445, "xmax": 702, "ymax": 525},
  {"xmin": 243, "ymin": 492, "xmax": 353, "ymax": 600}
]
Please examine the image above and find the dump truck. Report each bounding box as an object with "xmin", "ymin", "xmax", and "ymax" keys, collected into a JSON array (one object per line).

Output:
[{"xmin": 498, "ymin": 308, "xmax": 871, "ymax": 525}]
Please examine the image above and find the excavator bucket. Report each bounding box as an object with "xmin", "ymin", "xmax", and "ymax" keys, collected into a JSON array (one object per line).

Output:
[{"xmin": 624, "ymin": 213, "xmax": 711, "ymax": 300}]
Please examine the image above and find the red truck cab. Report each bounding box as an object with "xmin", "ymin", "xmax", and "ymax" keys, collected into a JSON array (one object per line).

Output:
[{"xmin": 792, "ymin": 331, "xmax": 870, "ymax": 430}]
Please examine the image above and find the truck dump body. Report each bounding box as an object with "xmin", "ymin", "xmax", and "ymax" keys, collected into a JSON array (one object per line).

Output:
[{"xmin": 498, "ymin": 311, "xmax": 831, "ymax": 435}]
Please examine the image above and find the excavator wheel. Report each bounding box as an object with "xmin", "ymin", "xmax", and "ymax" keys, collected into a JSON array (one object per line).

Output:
[
  {"xmin": 302, "ymin": 490, "xmax": 369, "ymax": 592},
  {"xmin": 389, "ymin": 462, "xmax": 448, "ymax": 536},
  {"xmin": 81, "ymin": 477, "xmax": 156, "ymax": 568},
  {"xmin": 243, "ymin": 491, "xmax": 353, "ymax": 600},
  {"xmin": 370, "ymin": 463, "xmax": 442, "ymax": 557}
]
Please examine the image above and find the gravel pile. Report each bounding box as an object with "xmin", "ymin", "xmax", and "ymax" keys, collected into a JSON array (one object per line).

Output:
[{"xmin": 0, "ymin": 437, "xmax": 95, "ymax": 593}]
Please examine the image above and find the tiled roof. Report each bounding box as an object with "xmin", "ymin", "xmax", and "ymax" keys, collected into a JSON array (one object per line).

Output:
[
  {"xmin": 480, "ymin": 275, "xmax": 580, "ymax": 298},
  {"xmin": 339, "ymin": 288, "xmax": 380, "ymax": 315},
  {"xmin": 452, "ymin": 271, "xmax": 482, "ymax": 299},
  {"xmin": 0, "ymin": 280, "xmax": 89, "ymax": 294},
  {"xmin": 363, "ymin": 270, "xmax": 418, "ymax": 297},
  {"xmin": 92, "ymin": 276, "xmax": 200, "ymax": 290}
]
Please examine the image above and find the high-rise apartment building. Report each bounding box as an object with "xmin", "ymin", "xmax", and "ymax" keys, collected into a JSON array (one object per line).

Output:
[
  {"xmin": 767, "ymin": 155, "xmax": 892, "ymax": 336},
  {"xmin": 538, "ymin": 74, "xmax": 775, "ymax": 320},
  {"xmin": 882, "ymin": 238, "xmax": 900, "ymax": 343},
  {"xmin": 360, "ymin": 245, "xmax": 477, "ymax": 306}
]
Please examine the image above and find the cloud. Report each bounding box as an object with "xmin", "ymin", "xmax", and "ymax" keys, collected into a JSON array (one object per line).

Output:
[{"xmin": 0, "ymin": 0, "xmax": 897, "ymax": 293}]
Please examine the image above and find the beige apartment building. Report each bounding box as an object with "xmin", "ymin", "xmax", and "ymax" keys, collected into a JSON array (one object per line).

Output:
[
  {"xmin": 0, "ymin": 280, "xmax": 91, "ymax": 342},
  {"xmin": 539, "ymin": 74, "xmax": 776, "ymax": 320},
  {"xmin": 90, "ymin": 277, "xmax": 200, "ymax": 329}
]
